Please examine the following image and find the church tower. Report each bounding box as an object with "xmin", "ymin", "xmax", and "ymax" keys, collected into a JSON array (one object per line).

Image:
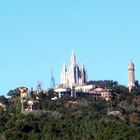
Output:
[
  {"xmin": 60, "ymin": 62, "xmax": 67, "ymax": 85},
  {"xmin": 60, "ymin": 50, "xmax": 87, "ymax": 87},
  {"xmin": 69, "ymin": 50, "xmax": 77, "ymax": 86},
  {"xmin": 128, "ymin": 61, "xmax": 135, "ymax": 92},
  {"xmin": 70, "ymin": 50, "xmax": 76, "ymax": 66}
]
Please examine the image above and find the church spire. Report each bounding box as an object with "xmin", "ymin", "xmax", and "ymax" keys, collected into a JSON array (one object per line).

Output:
[
  {"xmin": 81, "ymin": 62, "xmax": 84, "ymax": 69},
  {"xmin": 70, "ymin": 50, "xmax": 76, "ymax": 66},
  {"xmin": 63, "ymin": 61, "xmax": 66, "ymax": 71}
]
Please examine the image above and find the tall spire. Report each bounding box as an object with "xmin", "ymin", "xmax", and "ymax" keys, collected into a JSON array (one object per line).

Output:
[
  {"xmin": 81, "ymin": 62, "xmax": 84, "ymax": 69},
  {"xmin": 60, "ymin": 61, "xmax": 67, "ymax": 85},
  {"xmin": 70, "ymin": 50, "xmax": 76, "ymax": 66},
  {"xmin": 63, "ymin": 61, "xmax": 67, "ymax": 72}
]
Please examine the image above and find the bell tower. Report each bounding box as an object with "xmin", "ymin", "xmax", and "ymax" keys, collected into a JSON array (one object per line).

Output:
[{"xmin": 128, "ymin": 61, "xmax": 135, "ymax": 92}]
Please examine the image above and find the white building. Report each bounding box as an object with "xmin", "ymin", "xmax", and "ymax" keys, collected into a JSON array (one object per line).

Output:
[
  {"xmin": 75, "ymin": 85, "xmax": 95, "ymax": 92},
  {"xmin": 60, "ymin": 50, "xmax": 87, "ymax": 87}
]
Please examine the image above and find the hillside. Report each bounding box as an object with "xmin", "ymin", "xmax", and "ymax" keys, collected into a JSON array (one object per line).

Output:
[{"xmin": 0, "ymin": 81, "xmax": 140, "ymax": 140}]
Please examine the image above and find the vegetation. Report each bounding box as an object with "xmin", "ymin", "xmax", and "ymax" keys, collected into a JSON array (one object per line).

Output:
[{"xmin": 0, "ymin": 81, "xmax": 140, "ymax": 140}]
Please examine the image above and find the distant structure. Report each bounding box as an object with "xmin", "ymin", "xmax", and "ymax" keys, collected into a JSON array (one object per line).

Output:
[
  {"xmin": 128, "ymin": 61, "xmax": 135, "ymax": 92},
  {"xmin": 60, "ymin": 50, "xmax": 87, "ymax": 87},
  {"xmin": 50, "ymin": 68, "xmax": 55, "ymax": 88},
  {"xmin": 36, "ymin": 81, "xmax": 43, "ymax": 94}
]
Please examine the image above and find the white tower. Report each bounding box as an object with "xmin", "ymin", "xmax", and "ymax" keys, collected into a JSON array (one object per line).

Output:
[
  {"xmin": 70, "ymin": 50, "xmax": 76, "ymax": 66},
  {"xmin": 60, "ymin": 62, "xmax": 67, "ymax": 85},
  {"xmin": 80, "ymin": 62, "xmax": 85, "ymax": 85},
  {"xmin": 128, "ymin": 61, "xmax": 135, "ymax": 92},
  {"xmin": 70, "ymin": 50, "xmax": 76, "ymax": 86}
]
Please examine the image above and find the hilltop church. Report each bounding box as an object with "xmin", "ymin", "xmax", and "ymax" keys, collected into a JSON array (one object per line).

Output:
[{"xmin": 60, "ymin": 51, "xmax": 88, "ymax": 87}]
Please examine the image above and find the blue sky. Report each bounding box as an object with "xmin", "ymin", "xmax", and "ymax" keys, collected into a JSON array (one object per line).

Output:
[{"xmin": 0, "ymin": 0, "xmax": 140, "ymax": 95}]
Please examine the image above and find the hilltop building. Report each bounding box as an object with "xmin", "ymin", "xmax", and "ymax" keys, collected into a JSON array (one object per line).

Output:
[
  {"xmin": 128, "ymin": 61, "xmax": 135, "ymax": 92},
  {"xmin": 55, "ymin": 51, "xmax": 114, "ymax": 100},
  {"xmin": 60, "ymin": 50, "xmax": 88, "ymax": 87}
]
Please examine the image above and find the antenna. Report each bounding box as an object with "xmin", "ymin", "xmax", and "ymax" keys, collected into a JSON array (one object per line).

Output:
[{"xmin": 50, "ymin": 68, "xmax": 55, "ymax": 88}]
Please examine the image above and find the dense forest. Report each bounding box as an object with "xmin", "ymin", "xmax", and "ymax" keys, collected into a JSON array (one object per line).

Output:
[{"xmin": 0, "ymin": 81, "xmax": 140, "ymax": 140}]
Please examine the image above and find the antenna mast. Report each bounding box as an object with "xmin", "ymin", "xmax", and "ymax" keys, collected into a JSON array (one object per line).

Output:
[{"xmin": 50, "ymin": 68, "xmax": 55, "ymax": 88}]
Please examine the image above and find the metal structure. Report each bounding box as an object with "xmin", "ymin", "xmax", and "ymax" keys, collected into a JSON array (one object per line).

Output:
[{"xmin": 50, "ymin": 68, "xmax": 55, "ymax": 88}]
